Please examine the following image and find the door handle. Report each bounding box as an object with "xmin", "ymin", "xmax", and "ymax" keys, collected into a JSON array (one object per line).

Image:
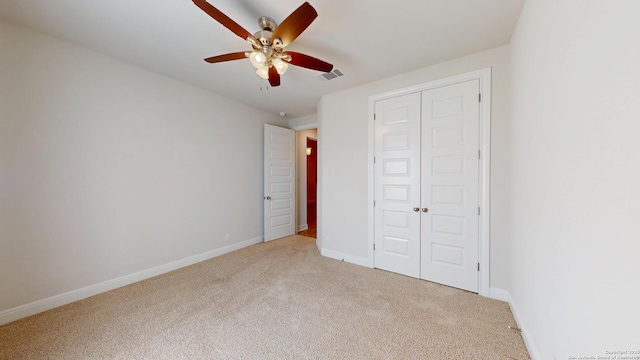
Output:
[
  {"xmin": 265, "ymin": 196, "xmax": 272, "ymax": 200},
  {"xmin": 413, "ymin": 207, "xmax": 420, "ymax": 212},
  {"xmin": 422, "ymin": 207, "xmax": 428, "ymax": 213}
]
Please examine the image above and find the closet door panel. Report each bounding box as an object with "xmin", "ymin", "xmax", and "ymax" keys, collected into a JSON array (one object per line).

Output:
[
  {"xmin": 420, "ymin": 79, "xmax": 480, "ymax": 292},
  {"xmin": 374, "ymin": 93, "xmax": 421, "ymax": 278}
]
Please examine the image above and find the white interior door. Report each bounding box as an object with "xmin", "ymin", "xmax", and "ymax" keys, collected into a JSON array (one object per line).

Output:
[
  {"xmin": 264, "ymin": 124, "xmax": 295, "ymax": 242},
  {"xmin": 374, "ymin": 93, "xmax": 421, "ymax": 278},
  {"xmin": 420, "ymin": 79, "xmax": 480, "ymax": 292}
]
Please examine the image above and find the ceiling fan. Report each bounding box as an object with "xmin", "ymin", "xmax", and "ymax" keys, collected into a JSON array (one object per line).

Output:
[{"xmin": 192, "ymin": 0, "xmax": 334, "ymax": 87}]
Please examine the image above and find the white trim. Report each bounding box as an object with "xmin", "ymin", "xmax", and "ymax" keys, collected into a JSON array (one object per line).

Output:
[
  {"xmin": 321, "ymin": 248, "xmax": 369, "ymax": 267},
  {"xmin": 478, "ymin": 68, "xmax": 492, "ymax": 298},
  {"xmin": 489, "ymin": 287, "xmax": 509, "ymax": 302},
  {"xmin": 0, "ymin": 236, "xmax": 263, "ymax": 325},
  {"xmin": 297, "ymin": 224, "xmax": 309, "ymax": 232},
  {"xmin": 367, "ymin": 68, "xmax": 492, "ymax": 297},
  {"xmin": 290, "ymin": 122, "xmax": 318, "ymax": 131},
  {"xmin": 508, "ymin": 293, "xmax": 542, "ymax": 360}
]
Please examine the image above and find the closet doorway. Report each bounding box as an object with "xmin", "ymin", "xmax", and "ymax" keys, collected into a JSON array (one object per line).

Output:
[{"xmin": 368, "ymin": 68, "xmax": 492, "ymax": 295}]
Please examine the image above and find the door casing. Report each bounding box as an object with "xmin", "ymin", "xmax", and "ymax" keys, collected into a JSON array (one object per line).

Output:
[{"xmin": 367, "ymin": 68, "xmax": 492, "ymax": 297}]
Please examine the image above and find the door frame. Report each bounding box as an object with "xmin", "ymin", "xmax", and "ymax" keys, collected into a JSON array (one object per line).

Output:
[{"xmin": 367, "ymin": 68, "xmax": 492, "ymax": 297}]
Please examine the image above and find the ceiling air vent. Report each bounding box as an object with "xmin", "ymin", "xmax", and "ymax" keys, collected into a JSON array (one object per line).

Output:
[{"xmin": 319, "ymin": 68, "xmax": 344, "ymax": 81}]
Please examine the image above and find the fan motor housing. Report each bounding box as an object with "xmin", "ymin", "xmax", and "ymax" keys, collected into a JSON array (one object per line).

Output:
[
  {"xmin": 255, "ymin": 17, "xmax": 277, "ymax": 46},
  {"xmin": 254, "ymin": 30, "xmax": 273, "ymax": 46}
]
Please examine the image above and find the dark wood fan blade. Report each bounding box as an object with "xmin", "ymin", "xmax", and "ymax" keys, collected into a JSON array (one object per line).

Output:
[
  {"xmin": 204, "ymin": 52, "xmax": 249, "ymax": 63},
  {"xmin": 271, "ymin": 2, "xmax": 317, "ymax": 48},
  {"xmin": 284, "ymin": 51, "xmax": 333, "ymax": 73},
  {"xmin": 193, "ymin": 0, "xmax": 257, "ymax": 43},
  {"xmin": 268, "ymin": 66, "xmax": 281, "ymax": 86}
]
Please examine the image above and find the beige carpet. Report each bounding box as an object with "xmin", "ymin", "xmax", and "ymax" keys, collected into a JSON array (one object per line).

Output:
[{"xmin": 0, "ymin": 235, "xmax": 530, "ymax": 359}]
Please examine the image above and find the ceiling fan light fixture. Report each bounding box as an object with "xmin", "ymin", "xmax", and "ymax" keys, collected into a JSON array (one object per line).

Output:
[
  {"xmin": 249, "ymin": 51, "xmax": 267, "ymax": 69},
  {"xmin": 273, "ymin": 58, "xmax": 289, "ymax": 75},
  {"xmin": 256, "ymin": 66, "xmax": 270, "ymax": 80}
]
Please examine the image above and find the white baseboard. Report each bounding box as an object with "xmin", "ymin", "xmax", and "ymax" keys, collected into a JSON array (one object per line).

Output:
[
  {"xmin": 320, "ymin": 248, "xmax": 369, "ymax": 267},
  {"xmin": 489, "ymin": 287, "xmax": 509, "ymax": 302},
  {"xmin": 297, "ymin": 224, "xmax": 309, "ymax": 232},
  {"xmin": 0, "ymin": 236, "xmax": 263, "ymax": 326},
  {"xmin": 508, "ymin": 293, "xmax": 542, "ymax": 360}
]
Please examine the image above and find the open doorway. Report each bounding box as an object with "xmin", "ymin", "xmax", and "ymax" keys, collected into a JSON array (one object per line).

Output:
[
  {"xmin": 305, "ymin": 138, "xmax": 317, "ymax": 237},
  {"xmin": 295, "ymin": 129, "xmax": 317, "ymax": 238}
]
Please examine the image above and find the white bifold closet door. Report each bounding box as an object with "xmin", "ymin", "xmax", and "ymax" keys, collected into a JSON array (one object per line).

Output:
[{"xmin": 374, "ymin": 79, "xmax": 480, "ymax": 292}]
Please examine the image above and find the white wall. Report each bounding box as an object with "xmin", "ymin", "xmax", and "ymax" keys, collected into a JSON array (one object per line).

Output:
[
  {"xmin": 0, "ymin": 20, "xmax": 285, "ymax": 315},
  {"xmin": 295, "ymin": 129, "xmax": 317, "ymax": 232},
  {"xmin": 318, "ymin": 46, "xmax": 512, "ymax": 289},
  {"xmin": 508, "ymin": 1, "xmax": 640, "ymax": 358}
]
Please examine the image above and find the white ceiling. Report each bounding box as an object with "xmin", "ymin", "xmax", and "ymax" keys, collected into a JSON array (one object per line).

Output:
[{"xmin": 0, "ymin": 0, "xmax": 525, "ymax": 118}]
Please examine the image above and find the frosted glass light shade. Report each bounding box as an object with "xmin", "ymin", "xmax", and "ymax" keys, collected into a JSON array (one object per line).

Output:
[
  {"xmin": 249, "ymin": 51, "xmax": 266, "ymax": 69},
  {"xmin": 272, "ymin": 58, "xmax": 289, "ymax": 75},
  {"xmin": 256, "ymin": 66, "xmax": 269, "ymax": 79}
]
